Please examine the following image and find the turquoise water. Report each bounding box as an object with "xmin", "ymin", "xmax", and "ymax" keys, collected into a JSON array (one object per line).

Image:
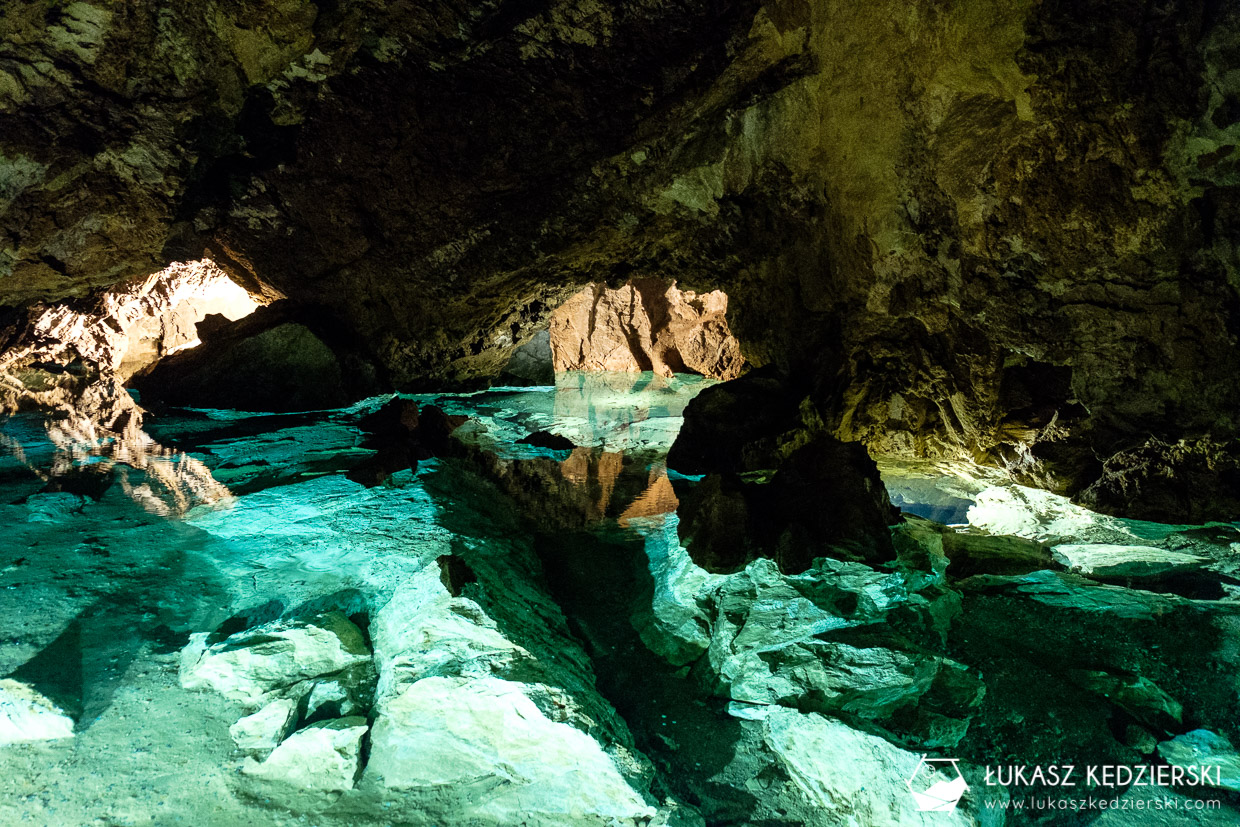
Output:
[{"xmin": 1, "ymin": 372, "xmax": 1238, "ymax": 826}]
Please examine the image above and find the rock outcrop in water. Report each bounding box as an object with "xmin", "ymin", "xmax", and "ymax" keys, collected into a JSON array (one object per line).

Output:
[
  {"xmin": 3, "ymin": 1, "xmax": 1240, "ymax": 518},
  {"xmin": 550, "ymin": 279, "xmax": 744, "ymax": 380}
]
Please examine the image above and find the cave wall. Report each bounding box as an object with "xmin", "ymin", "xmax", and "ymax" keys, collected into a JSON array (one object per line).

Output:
[
  {"xmin": 549, "ymin": 279, "xmax": 744, "ymax": 380},
  {"xmin": 3, "ymin": 0, "xmax": 1240, "ymax": 514}
]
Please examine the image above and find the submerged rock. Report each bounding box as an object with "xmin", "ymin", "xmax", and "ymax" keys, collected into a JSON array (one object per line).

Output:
[
  {"xmin": 229, "ymin": 698, "xmax": 299, "ymax": 752},
  {"xmin": 1157, "ymin": 730, "xmax": 1240, "ymax": 793},
  {"xmin": 1052, "ymin": 544, "xmax": 1208, "ymax": 581},
  {"xmin": 300, "ymin": 662, "xmax": 376, "ymax": 721},
  {"xmin": 243, "ymin": 717, "xmax": 368, "ymax": 791},
  {"xmin": 702, "ymin": 558, "xmax": 980, "ymax": 748},
  {"xmin": 181, "ymin": 611, "xmax": 371, "ymax": 707},
  {"xmin": 760, "ymin": 708, "xmax": 978, "ymax": 826},
  {"xmin": 369, "ymin": 567, "xmax": 531, "ymax": 702},
  {"xmin": 0, "ymin": 679, "xmax": 74, "ymax": 744},
  {"xmin": 1065, "ymin": 670, "xmax": 1183, "ymax": 733},
  {"xmin": 629, "ymin": 513, "xmax": 722, "ymax": 666},
  {"xmin": 366, "ymin": 676, "xmax": 656, "ymax": 826}
]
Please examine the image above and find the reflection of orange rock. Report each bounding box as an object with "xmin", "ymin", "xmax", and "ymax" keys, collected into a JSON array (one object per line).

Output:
[
  {"xmin": 619, "ymin": 467, "xmax": 679, "ymax": 526},
  {"xmin": 549, "ymin": 279, "xmax": 744, "ymax": 380},
  {"xmin": 559, "ymin": 448, "xmax": 624, "ymax": 524}
]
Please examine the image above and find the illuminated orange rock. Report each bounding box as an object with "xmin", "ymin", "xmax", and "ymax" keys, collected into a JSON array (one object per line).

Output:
[{"xmin": 549, "ymin": 279, "xmax": 744, "ymax": 380}]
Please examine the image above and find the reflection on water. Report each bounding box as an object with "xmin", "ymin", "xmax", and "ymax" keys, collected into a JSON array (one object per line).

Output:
[{"xmin": 1, "ymin": 378, "xmax": 228, "ymax": 516}]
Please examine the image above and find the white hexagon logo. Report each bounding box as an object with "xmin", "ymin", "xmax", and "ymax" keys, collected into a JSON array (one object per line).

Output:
[{"xmin": 907, "ymin": 756, "xmax": 969, "ymax": 812}]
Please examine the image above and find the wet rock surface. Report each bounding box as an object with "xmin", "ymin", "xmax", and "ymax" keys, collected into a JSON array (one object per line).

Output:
[
  {"xmin": 1, "ymin": 375, "xmax": 1239, "ymax": 827},
  {"xmin": 0, "ymin": 678, "xmax": 75, "ymax": 745}
]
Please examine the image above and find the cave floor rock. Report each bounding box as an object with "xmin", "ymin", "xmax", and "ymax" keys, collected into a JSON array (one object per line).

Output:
[{"xmin": 0, "ymin": 374, "xmax": 1237, "ymax": 825}]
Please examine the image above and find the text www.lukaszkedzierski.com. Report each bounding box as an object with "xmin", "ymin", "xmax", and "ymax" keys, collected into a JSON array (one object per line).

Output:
[{"xmin": 984, "ymin": 796, "xmax": 1221, "ymax": 812}]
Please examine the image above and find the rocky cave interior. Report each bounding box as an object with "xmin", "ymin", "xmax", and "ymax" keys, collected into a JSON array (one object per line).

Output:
[{"xmin": 2, "ymin": 1, "xmax": 1240, "ymax": 825}]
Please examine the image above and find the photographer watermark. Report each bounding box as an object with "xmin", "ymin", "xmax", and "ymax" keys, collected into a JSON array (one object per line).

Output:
[
  {"xmin": 907, "ymin": 757, "xmax": 969, "ymax": 812},
  {"xmin": 907, "ymin": 757, "xmax": 1225, "ymax": 814}
]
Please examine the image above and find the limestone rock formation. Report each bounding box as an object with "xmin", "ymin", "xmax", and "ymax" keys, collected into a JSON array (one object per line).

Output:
[
  {"xmin": 180, "ymin": 611, "xmax": 371, "ymax": 707},
  {"xmin": 366, "ymin": 677, "xmax": 657, "ymax": 826},
  {"xmin": 229, "ymin": 698, "xmax": 299, "ymax": 752},
  {"xmin": 1075, "ymin": 437, "xmax": 1240, "ymax": 524},
  {"xmin": 1157, "ymin": 730, "xmax": 1240, "ymax": 793},
  {"xmin": 1052, "ymin": 543, "xmax": 1208, "ymax": 581},
  {"xmin": 0, "ymin": 259, "xmax": 258, "ymax": 387},
  {"xmin": 361, "ymin": 543, "xmax": 666, "ymax": 824},
  {"xmin": 759, "ymin": 709, "xmax": 978, "ymax": 827},
  {"xmin": 550, "ymin": 279, "xmax": 744, "ymax": 380},
  {"xmin": 0, "ymin": 679, "xmax": 75, "ymax": 744},
  {"xmin": 243, "ymin": 717, "xmax": 368, "ymax": 792}
]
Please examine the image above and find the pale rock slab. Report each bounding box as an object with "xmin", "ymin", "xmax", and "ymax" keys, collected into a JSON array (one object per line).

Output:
[
  {"xmin": 229, "ymin": 698, "xmax": 299, "ymax": 751},
  {"xmin": 1052, "ymin": 544, "xmax": 1207, "ymax": 580},
  {"xmin": 967, "ymin": 485, "xmax": 1138, "ymax": 544},
  {"xmin": 628, "ymin": 512, "xmax": 722, "ymax": 665},
  {"xmin": 180, "ymin": 611, "xmax": 371, "ymax": 707},
  {"xmin": 761, "ymin": 708, "xmax": 977, "ymax": 827},
  {"xmin": 366, "ymin": 676, "xmax": 656, "ymax": 826},
  {"xmin": 369, "ymin": 566, "xmax": 529, "ymax": 703},
  {"xmin": 1158, "ymin": 730, "xmax": 1240, "ymax": 793},
  {"xmin": 243, "ymin": 717, "xmax": 368, "ymax": 791},
  {"xmin": 0, "ymin": 679, "xmax": 74, "ymax": 744}
]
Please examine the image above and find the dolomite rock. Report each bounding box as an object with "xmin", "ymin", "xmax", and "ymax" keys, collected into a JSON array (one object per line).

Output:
[
  {"xmin": 760, "ymin": 708, "xmax": 977, "ymax": 827},
  {"xmin": 230, "ymin": 698, "xmax": 299, "ymax": 751},
  {"xmin": 1052, "ymin": 544, "xmax": 1208, "ymax": 581},
  {"xmin": 365, "ymin": 676, "xmax": 656, "ymax": 826},
  {"xmin": 629, "ymin": 513, "xmax": 722, "ymax": 666},
  {"xmin": 0, "ymin": 679, "xmax": 74, "ymax": 744},
  {"xmin": 369, "ymin": 565, "xmax": 530, "ymax": 703},
  {"xmin": 243, "ymin": 717, "xmax": 368, "ymax": 792},
  {"xmin": 550, "ymin": 279, "xmax": 744, "ymax": 381},
  {"xmin": 1065, "ymin": 670, "xmax": 1183, "ymax": 732},
  {"xmin": 1157, "ymin": 730, "xmax": 1240, "ymax": 793},
  {"xmin": 701, "ymin": 558, "xmax": 980, "ymax": 747},
  {"xmin": 181, "ymin": 611, "xmax": 371, "ymax": 707},
  {"xmin": 362, "ymin": 553, "xmax": 662, "ymax": 825},
  {"xmin": 300, "ymin": 662, "xmax": 376, "ymax": 720},
  {"xmin": 1076, "ymin": 438, "xmax": 1240, "ymax": 524},
  {"xmin": 0, "ymin": 260, "xmax": 258, "ymax": 388}
]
